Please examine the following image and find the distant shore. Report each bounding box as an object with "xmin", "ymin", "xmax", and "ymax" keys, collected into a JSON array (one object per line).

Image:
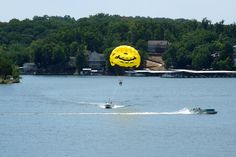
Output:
[
  {"xmin": 0, "ymin": 78, "xmax": 20, "ymax": 84},
  {"xmin": 21, "ymin": 69, "xmax": 236, "ymax": 78}
]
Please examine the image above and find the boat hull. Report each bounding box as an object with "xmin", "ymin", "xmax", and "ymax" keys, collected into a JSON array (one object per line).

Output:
[
  {"xmin": 202, "ymin": 109, "xmax": 217, "ymax": 114},
  {"xmin": 190, "ymin": 108, "xmax": 217, "ymax": 114},
  {"xmin": 104, "ymin": 104, "xmax": 113, "ymax": 109}
]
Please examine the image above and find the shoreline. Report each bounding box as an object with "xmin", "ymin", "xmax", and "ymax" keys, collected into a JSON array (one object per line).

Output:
[{"xmin": 0, "ymin": 78, "xmax": 20, "ymax": 84}]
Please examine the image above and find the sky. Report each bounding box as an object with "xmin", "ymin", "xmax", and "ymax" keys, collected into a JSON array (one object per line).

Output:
[{"xmin": 0, "ymin": 0, "xmax": 235, "ymax": 24}]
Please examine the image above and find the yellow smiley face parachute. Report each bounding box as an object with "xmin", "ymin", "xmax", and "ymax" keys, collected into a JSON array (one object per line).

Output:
[{"xmin": 109, "ymin": 45, "xmax": 141, "ymax": 68}]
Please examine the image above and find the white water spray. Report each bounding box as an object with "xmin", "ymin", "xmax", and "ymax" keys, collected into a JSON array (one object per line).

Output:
[{"xmin": 0, "ymin": 108, "xmax": 193, "ymax": 116}]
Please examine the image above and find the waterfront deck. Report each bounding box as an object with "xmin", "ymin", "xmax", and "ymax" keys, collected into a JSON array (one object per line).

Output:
[{"xmin": 126, "ymin": 69, "xmax": 236, "ymax": 78}]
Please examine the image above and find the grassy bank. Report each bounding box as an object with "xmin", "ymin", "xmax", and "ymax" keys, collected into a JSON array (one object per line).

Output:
[{"xmin": 0, "ymin": 78, "xmax": 20, "ymax": 84}]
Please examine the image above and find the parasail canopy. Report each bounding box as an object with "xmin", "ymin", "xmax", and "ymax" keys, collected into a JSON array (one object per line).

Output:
[{"xmin": 109, "ymin": 45, "xmax": 141, "ymax": 68}]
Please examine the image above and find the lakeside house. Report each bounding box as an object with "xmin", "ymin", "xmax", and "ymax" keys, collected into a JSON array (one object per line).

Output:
[
  {"xmin": 20, "ymin": 63, "xmax": 37, "ymax": 74},
  {"xmin": 146, "ymin": 40, "xmax": 169, "ymax": 70},
  {"xmin": 147, "ymin": 40, "xmax": 169, "ymax": 56},
  {"xmin": 87, "ymin": 51, "xmax": 105, "ymax": 72},
  {"xmin": 20, "ymin": 51, "xmax": 106, "ymax": 75},
  {"xmin": 80, "ymin": 51, "xmax": 105, "ymax": 75}
]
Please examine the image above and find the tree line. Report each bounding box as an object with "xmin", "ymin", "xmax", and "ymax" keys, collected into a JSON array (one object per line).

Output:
[{"xmin": 1, "ymin": 14, "xmax": 236, "ymax": 77}]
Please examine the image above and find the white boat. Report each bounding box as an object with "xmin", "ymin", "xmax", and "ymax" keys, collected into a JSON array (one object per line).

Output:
[
  {"xmin": 104, "ymin": 102, "xmax": 114, "ymax": 109},
  {"xmin": 190, "ymin": 108, "xmax": 217, "ymax": 114}
]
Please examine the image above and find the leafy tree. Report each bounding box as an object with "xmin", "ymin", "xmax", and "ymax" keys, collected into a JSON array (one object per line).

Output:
[
  {"xmin": 69, "ymin": 41, "xmax": 79, "ymax": 56},
  {"xmin": 103, "ymin": 47, "xmax": 115, "ymax": 74},
  {"xmin": 76, "ymin": 48, "xmax": 88, "ymax": 73},
  {"xmin": 192, "ymin": 46, "xmax": 211, "ymax": 70},
  {"xmin": 162, "ymin": 46, "xmax": 177, "ymax": 68},
  {"xmin": 0, "ymin": 55, "xmax": 13, "ymax": 79},
  {"xmin": 12, "ymin": 65, "xmax": 20, "ymax": 79},
  {"xmin": 211, "ymin": 41, "xmax": 234, "ymax": 70}
]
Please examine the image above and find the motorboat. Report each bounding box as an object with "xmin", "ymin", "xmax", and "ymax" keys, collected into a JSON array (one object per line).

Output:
[
  {"xmin": 104, "ymin": 102, "xmax": 113, "ymax": 109},
  {"xmin": 190, "ymin": 108, "xmax": 217, "ymax": 114}
]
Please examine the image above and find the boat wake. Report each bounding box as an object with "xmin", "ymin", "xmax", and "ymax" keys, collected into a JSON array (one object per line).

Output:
[
  {"xmin": 72, "ymin": 101, "xmax": 127, "ymax": 109},
  {"xmin": 68, "ymin": 101, "xmax": 127, "ymax": 108},
  {"xmin": 0, "ymin": 108, "xmax": 193, "ymax": 116}
]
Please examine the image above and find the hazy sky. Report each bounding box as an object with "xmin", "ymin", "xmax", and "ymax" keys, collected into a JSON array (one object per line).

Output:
[{"xmin": 0, "ymin": 0, "xmax": 235, "ymax": 24}]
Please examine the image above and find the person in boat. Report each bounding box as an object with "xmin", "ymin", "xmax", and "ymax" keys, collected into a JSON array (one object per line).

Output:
[
  {"xmin": 107, "ymin": 98, "xmax": 112, "ymax": 104},
  {"xmin": 105, "ymin": 98, "xmax": 112, "ymax": 105},
  {"xmin": 192, "ymin": 107, "xmax": 201, "ymax": 112},
  {"xmin": 119, "ymin": 79, "xmax": 123, "ymax": 86}
]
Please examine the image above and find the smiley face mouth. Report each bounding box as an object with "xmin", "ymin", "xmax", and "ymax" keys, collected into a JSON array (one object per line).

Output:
[{"xmin": 115, "ymin": 55, "xmax": 136, "ymax": 62}]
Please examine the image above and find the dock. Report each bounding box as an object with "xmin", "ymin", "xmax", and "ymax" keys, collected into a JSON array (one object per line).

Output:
[{"xmin": 126, "ymin": 69, "xmax": 236, "ymax": 78}]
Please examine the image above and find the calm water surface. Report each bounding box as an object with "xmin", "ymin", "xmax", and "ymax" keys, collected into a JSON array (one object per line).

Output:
[{"xmin": 0, "ymin": 76, "xmax": 236, "ymax": 157}]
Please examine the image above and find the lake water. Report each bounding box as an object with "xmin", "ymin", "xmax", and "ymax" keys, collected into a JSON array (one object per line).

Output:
[{"xmin": 0, "ymin": 75, "xmax": 236, "ymax": 157}]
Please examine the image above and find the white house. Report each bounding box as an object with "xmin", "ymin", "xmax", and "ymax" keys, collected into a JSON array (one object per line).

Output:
[
  {"xmin": 148, "ymin": 40, "xmax": 169, "ymax": 55},
  {"xmin": 88, "ymin": 51, "xmax": 105, "ymax": 70}
]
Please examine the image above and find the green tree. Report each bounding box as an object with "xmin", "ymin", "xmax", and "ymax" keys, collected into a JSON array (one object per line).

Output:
[
  {"xmin": 162, "ymin": 46, "xmax": 177, "ymax": 69},
  {"xmin": 69, "ymin": 41, "xmax": 79, "ymax": 56},
  {"xmin": 192, "ymin": 46, "xmax": 211, "ymax": 70},
  {"xmin": 12, "ymin": 65, "xmax": 20, "ymax": 79},
  {"xmin": 76, "ymin": 49, "xmax": 88, "ymax": 73},
  {"xmin": 211, "ymin": 41, "xmax": 234, "ymax": 70},
  {"xmin": 0, "ymin": 56, "xmax": 13, "ymax": 79}
]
